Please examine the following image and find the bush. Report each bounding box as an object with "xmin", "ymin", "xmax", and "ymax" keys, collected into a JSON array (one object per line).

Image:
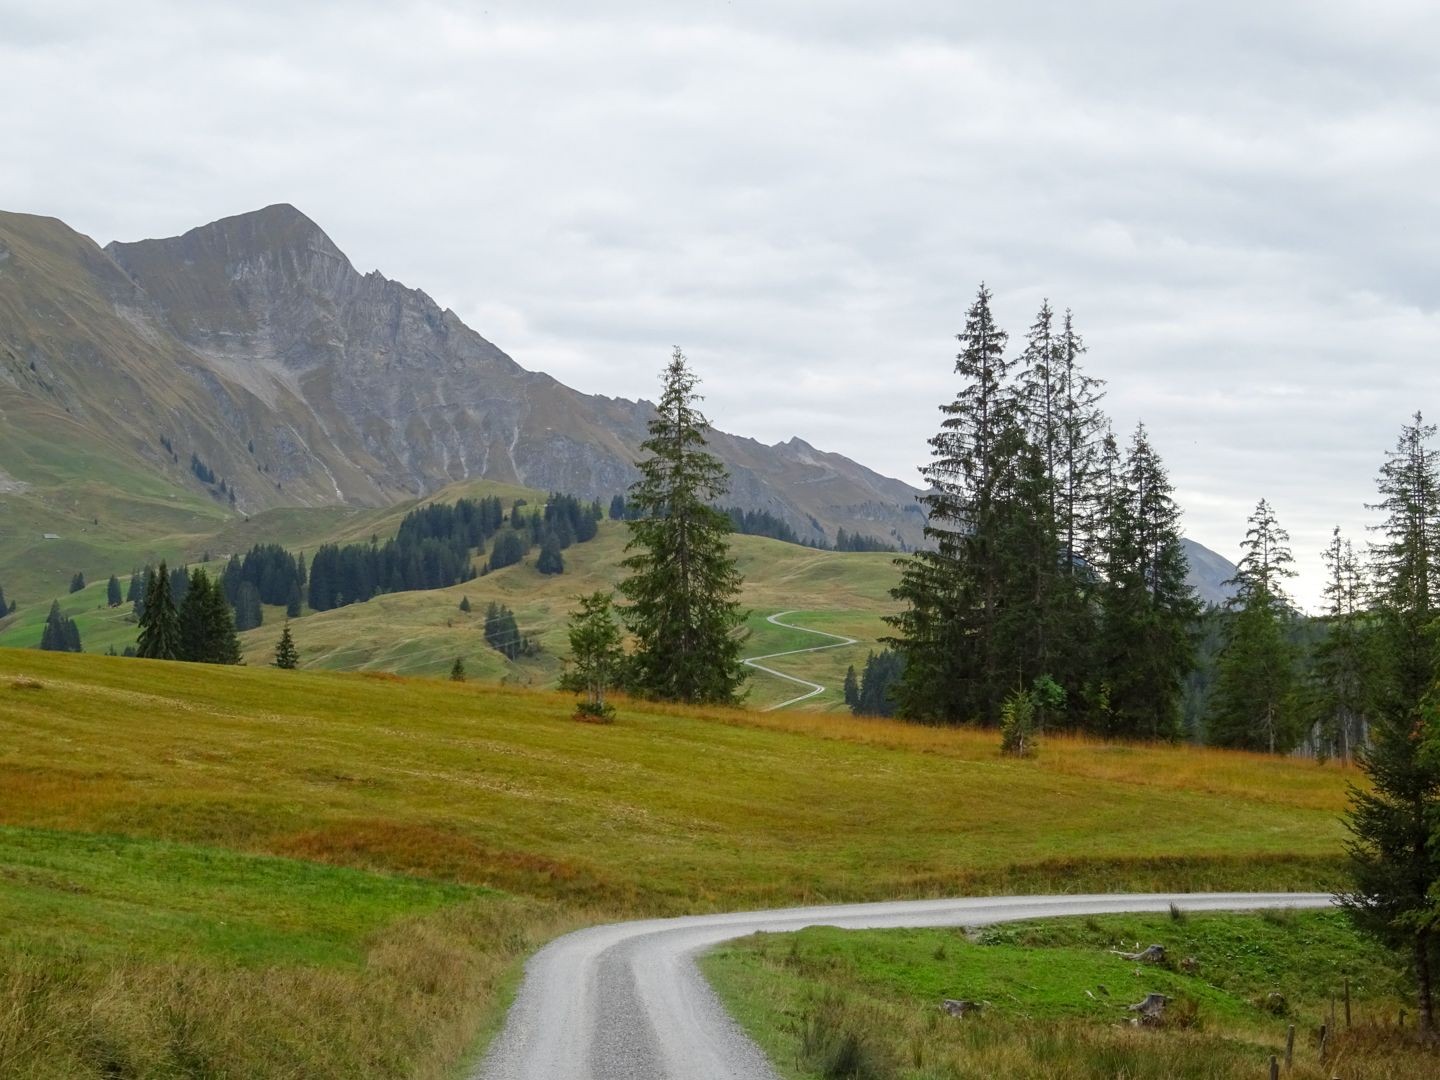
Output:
[{"xmin": 574, "ymin": 700, "xmax": 615, "ymax": 724}]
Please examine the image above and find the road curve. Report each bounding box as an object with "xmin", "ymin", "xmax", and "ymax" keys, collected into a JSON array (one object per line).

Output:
[
  {"xmin": 472, "ymin": 891, "xmax": 1332, "ymax": 1080},
  {"xmin": 741, "ymin": 611, "xmax": 858, "ymax": 711}
]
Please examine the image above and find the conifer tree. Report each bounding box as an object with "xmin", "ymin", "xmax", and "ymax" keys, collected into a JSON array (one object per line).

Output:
[
  {"xmin": 449, "ymin": 657, "xmax": 466, "ymax": 681},
  {"xmin": 1207, "ymin": 499, "xmax": 1301, "ymax": 751},
  {"xmin": 38, "ymin": 600, "xmax": 82, "ymax": 652},
  {"xmin": 273, "ymin": 623, "xmax": 299, "ymax": 669},
  {"xmin": 888, "ymin": 283, "xmax": 1035, "ymax": 725},
  {"xmin": 178, "ymin": 569, "xmax": 241, "ymax": 664},
  {"xmin": 1093, "ymin": 423, "xmax": 1200, "ymax": 739},
  {"xmin": 459, "ymin": 596, "xmax": 472, "ymax": 613},
  {"xmin": 1055, "ymin": 310, "xmax": 1108, "ymax": 574},
  {"xmin": 0, "ymin": 583, "xmax": 9, "ymax": 618},
  {"xmin": 1311, "ymin": 527, "xmax": 1372, "ymax": 761},
  {"xmin": 536, "ymin": 539, "xmax": 564, "ymax": 575},
  {"xmin": 559, "ymin": 591, "xmax": 625, "ymax": 719},
  {"xmin": 618, "ymin": 348, "xmax": 747, "ymax": 704},
  {"xmin": 842, "ymin": 665, "xmax": 860, "ymax": 710},
  {"xmin": 1344, "ymin": 413, "xmax": 1440, "ymax": 1037},
  {"xmin": 232, "ymin": 581, "xmax": 263, "ymax": 632},
  {"xmin": 136, "ymin": 563, "xmax": 181, "ymax": 660},
  {"xmin": 106, "ymin": 575, "xmax": 122, "ymax": 608},
  {"xmin": 69, "ymin": 571, "xmax": 85, "ymax": 594},
  {"xmin": 286, "ymin": 582, "xmax": 303, "ymax": 619}
]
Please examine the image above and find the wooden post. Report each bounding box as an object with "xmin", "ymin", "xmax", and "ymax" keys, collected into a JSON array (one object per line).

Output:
[
  {"xmin": 1268, "ymin": 1055, "xmax": 1279, "ymax": 1080},
  {"xmin": 1400, "ymin": 1007, "xmax": 1407, "ymax": 1027},
  {"xmin": 1285, "ymin": 1024, "xmax": 1295, "ymax": 1068},
  {"xmin": 1344, "ymin": 977, "xmax": 1351, "ymax": 1028},
  {"xmin": 1318, "ymin": 1022, "xmax": 1327, "ymax": 1062}
]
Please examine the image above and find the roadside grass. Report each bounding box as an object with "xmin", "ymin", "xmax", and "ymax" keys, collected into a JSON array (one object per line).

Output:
[
  {"xmin": 0, "ymin": 826, "xmax": 571, "ymax": 1079},
  {"xmin": 703, "ymin": 911, "xmax": 1433, "ymax": 1079}
]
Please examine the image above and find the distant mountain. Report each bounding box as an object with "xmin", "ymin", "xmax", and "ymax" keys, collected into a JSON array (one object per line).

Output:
[
  {"xmin": 1180, "ymin": 538, "xmax": 1238, "ymax": 608},
  {"xmin": 0, "ymin": 204, "xmax": 926, "ymax": 581}
]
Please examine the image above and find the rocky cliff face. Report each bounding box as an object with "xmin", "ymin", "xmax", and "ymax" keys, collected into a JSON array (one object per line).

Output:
[{"xmin": 1, "ymin": 203, "xmax": 925, "ymax": 548}]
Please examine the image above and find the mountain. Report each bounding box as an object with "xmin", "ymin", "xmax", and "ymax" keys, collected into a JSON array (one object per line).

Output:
[
  {"xmin": 0, "ymin": 204, "xmax": 925, "ymax": 583},
  {"xmin": 1180, "ymin": 538, "xmax": 1238, "ymax": 608},
  {"xmin": 0, "ymin": 203, "xmax": 1236, "ymax": 606}
]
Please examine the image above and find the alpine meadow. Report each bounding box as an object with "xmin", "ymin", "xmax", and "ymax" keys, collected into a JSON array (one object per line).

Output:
[{"xmin": 3, "ymin": 6, "xmax": 1439, "ymax": 1078}]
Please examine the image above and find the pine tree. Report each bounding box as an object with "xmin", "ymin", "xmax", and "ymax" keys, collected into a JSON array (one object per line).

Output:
[
  {"xmin": 1207, "ymin": 499, "xmax": 1301, "ymax": 752},
  {"xmin": 106, "ymin": 575, "xmax": 122, "ymax": 608},
  {"xmin": 536, "ymin": 539, "xmax": 564, "ymax": 575},
  {"xmin": 69, "ymin": 571, "xmax": 85, "ymax": 594},
  {"xmin": 286, "ymin": 582, "xmax": 303, "ymax": 619},
  {"xmin": 274, "ymin": 623, "xmax": 299, "ymax": 669},
  {"xmin": 126, "ymin": 571, "xmax": 143, "ymax": 605},
  {"xmin": 559, "ymin": 591, "xmax": 624, "ymax": 719},
  {"xmin": 609, "ymin": 494, "xmax": 626, "ymax": 520},
  {"xmin": 233, "ymin": 581, "xmax": 263, "ymax": 632},
  {"xmin": 618, "ymin": 348, "xmax": 748, "ymax": 704},
  {"xmin": 887, "ymin": 283, "xmax": 1035, "ymax": 725},
  {"xmin": 0, "ymin": 583, "xmax": 9, "ymax": 618},
  {"xmin": 459, "ymin": 596, "xmax": 472, "ymax": 613},
  {"xmin": 178, "ymin": 569, "xmax": 241, "ymax": 664},
  {"xmin": 1311, "ymin": 527, "xmax": 1372, "ymax": 761},
  {"xmin": 136, "ymin": 563, "xmax": 181, "ymax": 660},
  {"xmin": 1093, "ymin": 423, "xmax": 1200, "ymax": 740},
  {"xmin": 1344, "ymin": 412, "xmax": 1440, "ymax": 1037},
  {"xmin": 1055, "ymin": 310, "xmax": 1108, "ymax": 575},
  {"xmin": 38, "ymin": 600, "xmax": 81, "ymax": 652},
  {"xmin": 842, "ymin": 665, "xmax": 860, "ymax": 710},
  {"xmin": 449, "ymin": 657, "xmax": 466, "ymax": 681}
]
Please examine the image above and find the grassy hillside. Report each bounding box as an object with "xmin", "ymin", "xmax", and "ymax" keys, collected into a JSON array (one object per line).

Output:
[{"xmin": 0, "ymin": 650, "xmax": 1355, "ymax": 1076}]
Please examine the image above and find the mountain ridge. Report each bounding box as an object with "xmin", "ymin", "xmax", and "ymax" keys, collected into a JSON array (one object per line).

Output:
[{"xmin": 0, "ymin": 203, "xmax": 1232, "ymax": 601}]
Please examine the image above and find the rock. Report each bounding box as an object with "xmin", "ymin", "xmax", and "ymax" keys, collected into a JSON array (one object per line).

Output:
[{"xmin": 940, "ymin": 999, "xmax": 983, "ymax": 1018}]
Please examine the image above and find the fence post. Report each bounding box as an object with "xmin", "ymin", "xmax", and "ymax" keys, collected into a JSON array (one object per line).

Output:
[
  {"xmin": 1318, "ymin": 1022, "xmax": 1327, "ymax": 1063},
  {"xmin": 1284, "ymin": 1024, "xmax": 1295, "ymax": 1068},
  {"xmin": 1344, "ymin": 977, "xmax": 1351, "ymax": 1028},
  {"xmin": 1268, "ymin": 1054, "xmax": 1279, "ymax": 1080}
]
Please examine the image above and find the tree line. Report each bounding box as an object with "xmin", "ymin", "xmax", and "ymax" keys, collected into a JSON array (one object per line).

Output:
[{"xmin": 608, "ymin": 495, "xmax": 897, "ymax": 552}]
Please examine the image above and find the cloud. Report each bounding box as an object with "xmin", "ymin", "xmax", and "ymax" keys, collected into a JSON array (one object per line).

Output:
[{"xmin": 2, "ymin": 0, "xmax": 1438, "ymax": 606}]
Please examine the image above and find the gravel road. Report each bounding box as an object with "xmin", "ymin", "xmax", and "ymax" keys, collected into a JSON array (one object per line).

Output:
[{"xmin": 472, "ymin": 891, "xmax": 1333, "ymax": 1080}]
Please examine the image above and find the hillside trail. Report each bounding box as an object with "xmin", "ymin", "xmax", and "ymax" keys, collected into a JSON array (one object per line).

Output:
[{"xmin": 741, "ymin": 610, "xmax": 857, "ymax": 710}]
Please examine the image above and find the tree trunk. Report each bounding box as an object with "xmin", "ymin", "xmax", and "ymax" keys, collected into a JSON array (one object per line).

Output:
[{"xmin": 1417, "ymin": 928, "xmax": 1435, "ymax": 1038}]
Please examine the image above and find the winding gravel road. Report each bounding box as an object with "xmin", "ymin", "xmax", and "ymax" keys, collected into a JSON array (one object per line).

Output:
[
  {"xmin": 740, "ymin": 610, "xmax": 857, "ymax": 711},
  {"xmin": 473, "ymin": 891, "xmax": 1332, "ymax": 1080}
]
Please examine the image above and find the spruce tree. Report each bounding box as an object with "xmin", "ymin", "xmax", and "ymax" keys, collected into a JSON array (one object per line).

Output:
[
  {"xmin": 618, "ymin": 348, "xmax": 748, "ymax": 704},
  {"xmin": 136, "ymin": 563, "xmax": 181, "ymax": 660},
  {"xmin": 842, "ymin": 665, "xmax": 860, "ymax": 710},
  {"xmin": 1311, "ymin": 527, "xmax": 1372, "ymax": 761},
  {"xmin": 449, "ymin": 657, "xmax": 466, "ymax": 682},
  {"xmin": 233, "ymin": 581, "xmax": 263, "ymax": 632},
  {"xmin": 1344, "ymin": 412, "xmax": 1440, "ymax": 1036},
  {"xmin": 178, "ymin": 569, "xmax": 241, "ymax": 664},
  {"xmin": 559, "ymin": 591, "xmax": 624, "ymax": 719},
  {"xmin": 1093, "ymin": 423, "xmax": 1200, "ymax": 739},
  {"xmin": 536, "ymin": 539, "xmax": 564, "ymax": 575},
  {"xmin": 106, "ymin": 575, "xmax": 122, "ymax": 608},
  {"xmin": 38, "ymin": 600, "xmax": 81, "ymax": 652},
  {"xmin": 274, "ymin": 623, "xmax": 299, "ymax": 669},
  {"xmin": 0, "ymin": 583, "xmax": 9, "ymax": 618},
  {"xmin": 286, "ymin": 582, "xmax": 303, "ymax": 619},
  {"xmin": 1207, "ymin": 499, "xmax": 1301, "ymax": 752},
  {"xmin": 69, "ymin": 571, "xmax": 85, "ymax": 594},
  {"xmin": 888, "ymin": 283, "xmax": 1037, "ymax": 725}
]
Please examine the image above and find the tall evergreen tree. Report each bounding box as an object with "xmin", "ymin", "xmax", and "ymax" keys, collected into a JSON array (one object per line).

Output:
[
  {"xmin": 1207, "ymin": 499, "xmax": 1301, "ymax": 751},
  {"xmin": 449, "ymin": 657, "xmax": 466, "ymax": 682},
  {"xmin": 1056, "ymin": 310, "xmax": 1108, "ymax": 575},
  {"xmin": 842, "ymin": 665, "xmax": 860, "ymax": 710},
  {"xmin": 233, "ymin": 581, "xmax": 263, "ymax": 632},
  {"xmin": 1344, "ymin": 412, "xmax": 1440, "ymax": 1037},
  {"xmin": 69, "ymin": 571, "xmax": 85, "ymax": 594},
  {"xmin": 618, "ymin": 348, "xmax": 748, "ymax": 704},
  {"xmin": 1093, "ymin": 423, "xmax": 1200, "ymax": 739},
  {"xmin": 136, "ymin": 563, "xmax": 181, "ymax": 660},
  {"xmin": 106, "ymin": 575, "xmax": 122, "ymax": 608},
  {"xmin": 0, "ymin": 582, "xmax": 10, "ymax": 617},
  {"xmin": 536, "ymin": 539, "xmax": 565, "ymax": 575},
  {"xmin": 274, "ymin": 623, "xmax": 299, "ymax": 669},
  {"xmin": 178, "ymin": 569, "xmax": 242, "ymax": 664},
  {"xmin": 887, "ymin": 284, "xmax": 1021, "ymax": 725},
  {"xmin": 1311, "ymin": 527, "xmax": 1373, "ymax": 761}
]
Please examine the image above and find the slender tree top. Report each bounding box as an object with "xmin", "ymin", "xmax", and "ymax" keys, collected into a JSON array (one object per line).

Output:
[{"xmin": 1225, "ymin": 497, "xmax": 1296, "ymax": 610}]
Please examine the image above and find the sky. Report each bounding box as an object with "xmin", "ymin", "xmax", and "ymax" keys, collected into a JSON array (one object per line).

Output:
[{"xmin": 3, "ymin": 0, "xmax": 1438, "ymax": 608}]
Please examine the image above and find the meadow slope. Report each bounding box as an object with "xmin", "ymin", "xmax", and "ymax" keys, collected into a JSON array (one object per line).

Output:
[{"xmin": 0, "ymin": 650, "xmax": 1354, "ymax": 1077}]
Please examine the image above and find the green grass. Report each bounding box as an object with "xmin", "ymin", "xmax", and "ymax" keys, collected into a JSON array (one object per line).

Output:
[
  {"xmin": 0, "ymin": 650, "xmax": 1363, "ymax": 1076},
  {"xmin": 703, "ymin": 912, "xmax": 1429, "ymax": 1079}
]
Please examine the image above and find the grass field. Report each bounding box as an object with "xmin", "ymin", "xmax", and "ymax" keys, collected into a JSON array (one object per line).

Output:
[
  {"xmin": 704, "ymin": 910, "xmax": 1430, "ymax": 1078},
  {"xmin": 0, "ymin": 648, "xmax": 1361, "ymax": 1077}
]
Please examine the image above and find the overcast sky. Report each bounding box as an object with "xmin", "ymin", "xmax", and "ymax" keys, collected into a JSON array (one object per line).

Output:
[{"xmin": 4, "ymin": 1, "xmax": 1438, "ymax": 607}]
